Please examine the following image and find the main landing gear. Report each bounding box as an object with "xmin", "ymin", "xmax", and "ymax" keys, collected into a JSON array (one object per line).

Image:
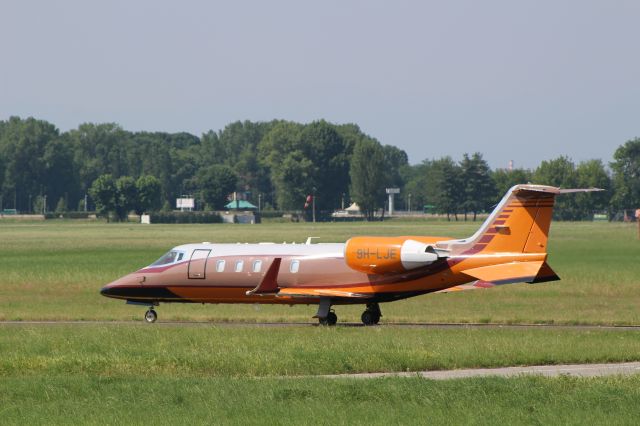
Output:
[
  {"xmin": 361, "ymin": 303, "xmax": 382, "ymax": 326},
  {"xmin": 315, "ymin": 298, "xmax": 338, "ymax": 326},
  {"xmin": 314, "ymin": 298, "xmax": 383, "ymax": 326},
  {"xmin": 318, "ymin": 311, "xmax": 337, "ymax": 326},
  {"xmin": 144, "ymin": 309, "xmax": 158, "ymax": 323}
]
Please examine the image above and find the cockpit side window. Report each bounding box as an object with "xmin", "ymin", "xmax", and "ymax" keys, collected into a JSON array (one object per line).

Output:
[{"xmin": 151, "ymin": 250, "xmax": 184, "ymax": 267}]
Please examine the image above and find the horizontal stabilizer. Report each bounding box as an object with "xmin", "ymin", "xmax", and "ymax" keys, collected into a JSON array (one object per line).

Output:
[
  {"xmin": 558, "ymin": 188, "xmax": 604, "ymax": 194},
  {"xmin": 461, "ymin": 261, "xmax": 544, "ymax": 285},
  {"xmin": 277, "ymin": 288, "xmax": 373, "ymax": 299},
  {"xmin": 246, "ymin": 258, "xmax": 281, "ymax": 296}
]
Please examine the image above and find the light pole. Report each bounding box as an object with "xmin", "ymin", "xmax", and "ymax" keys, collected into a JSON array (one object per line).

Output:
[
  {"xmin": 408, "ymin": 193, "xmax": 412, "ymax": 213},
  {"xmin": 258, "ymin": 194, "xmax": 262, "ymax": 212}
]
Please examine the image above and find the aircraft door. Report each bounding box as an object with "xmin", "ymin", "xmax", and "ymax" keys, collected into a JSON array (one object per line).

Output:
[{"xmin": 188, "ymin": 249, "xmax": 211, "ymax": 279}]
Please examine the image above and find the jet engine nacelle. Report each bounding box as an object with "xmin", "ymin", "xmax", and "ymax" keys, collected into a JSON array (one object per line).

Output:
[{"xmin": 344, "ymin": 236, "xmax": 441, "ymax": 274}]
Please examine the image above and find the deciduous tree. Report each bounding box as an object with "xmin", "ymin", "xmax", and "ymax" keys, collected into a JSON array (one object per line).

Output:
[{"xmin": 350, "ymin": 139, "xmax": 386, "ymax": 220}]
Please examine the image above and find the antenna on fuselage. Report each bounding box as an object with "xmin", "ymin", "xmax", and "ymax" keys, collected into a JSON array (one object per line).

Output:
[{"xmin": 306, "ymin": 237, "xmax": 320, "ymax": 245}]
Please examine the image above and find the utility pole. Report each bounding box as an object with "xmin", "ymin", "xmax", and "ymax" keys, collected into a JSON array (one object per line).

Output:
[{"xmin": 258, "ymin": 194, "xmax": 262, "ymax": 212}]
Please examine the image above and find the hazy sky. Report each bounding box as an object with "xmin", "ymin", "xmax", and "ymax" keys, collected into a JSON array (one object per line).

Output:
[{"xmin": 1, "ymin": 1, "xmax": 638, "ymax": 168}]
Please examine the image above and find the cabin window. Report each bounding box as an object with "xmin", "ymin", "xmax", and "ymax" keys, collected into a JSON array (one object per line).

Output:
[
  {"xmin": 235, "ymin": 260, "xmax": 244, "ymax": 272},
  {"xmin": 177, "ymin": 253, "xmax": 184, "ymax": 262},
  {"xmin": 252, "ymin": 260, "xmax": 262, "ymax": 273},
  {"xmin": 216, "ymin": 260, "xmax": 226, "ymax": 272},
  {"xmin": 290, "ymin": 260, "xmax": 300, "ymax": 273}
]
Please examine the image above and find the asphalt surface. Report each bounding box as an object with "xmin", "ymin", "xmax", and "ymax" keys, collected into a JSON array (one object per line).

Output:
[{"xmin": 318, "ymin": 362, "xmax": 640, "ymax": 380}]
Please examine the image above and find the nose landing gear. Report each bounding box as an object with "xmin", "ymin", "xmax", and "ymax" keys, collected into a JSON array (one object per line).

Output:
[{"xmin": 144, "ymin": 309, "xmax": 158, "ymax": 323}]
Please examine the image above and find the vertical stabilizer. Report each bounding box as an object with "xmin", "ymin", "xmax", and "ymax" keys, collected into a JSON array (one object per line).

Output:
[{"xmin": 437, "ymin": 185, "xmax": 560, "ymax": 255}]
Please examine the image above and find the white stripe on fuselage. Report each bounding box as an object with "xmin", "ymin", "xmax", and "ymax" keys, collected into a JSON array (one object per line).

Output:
[{"xmin": 172, "ymin": 243, "xmax": 346, "ymax": 260}]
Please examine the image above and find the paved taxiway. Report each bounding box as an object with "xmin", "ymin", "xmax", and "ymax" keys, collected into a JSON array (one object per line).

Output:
[{"xmin": 318, "ymin": 362, "xmax": 640, "ymax": 380}]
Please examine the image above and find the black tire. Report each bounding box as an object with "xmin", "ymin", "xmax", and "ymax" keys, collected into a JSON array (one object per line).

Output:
[
  {"xmin": 361, "ymin": 310, "xmax": 376, "ymax": 326},
  {"xmin": 144, "ymin": 309, "xmax": 157, "ymax": 323},
  {"xmin": 326, "ymin": 311, "xmax": 338, "ymax": 326},
  {"xmin": 373, "ymin": 313, "xmax": 381, "ymax": 324}
]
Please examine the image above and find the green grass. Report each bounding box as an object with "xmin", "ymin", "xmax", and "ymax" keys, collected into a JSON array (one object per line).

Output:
[
  {"xmin": 2, "ymin": 324, "xmax": 640, "ymax": 424},
  {"xmin": 2, "ymin": 375, "xmax": 640, "ymax": 425},
  {"xmin": 0, "ymin": 220, "xmax": 638, "ymax": 324},
  {"xmin": 3, "ymin": 325, "xmax": 640, "ymax": 377}
]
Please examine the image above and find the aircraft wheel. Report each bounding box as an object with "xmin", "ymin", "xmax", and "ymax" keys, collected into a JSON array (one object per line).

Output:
[
  {"xmin": 319, "ymin": 311, "xmax": 338, "ymax": 326},
  {"xmin": 144, "ymin": 309, "xmax": 158, "ymax": 323},
  {"xmin": 361, "ymin": 310, "xmax": 378, "ymax": 326}
]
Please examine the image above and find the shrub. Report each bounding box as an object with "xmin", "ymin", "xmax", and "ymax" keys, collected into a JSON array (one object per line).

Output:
[{"xmin": 149, "ymin": 211, "xmax": 223, "ymax": 224}]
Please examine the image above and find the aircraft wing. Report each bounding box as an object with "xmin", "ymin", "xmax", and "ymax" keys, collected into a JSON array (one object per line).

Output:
[
  {"xmin": 247, "ymin": 257, "xmax": 374, "ymax": 299},
  {"xmin": 277, "ymin": 288, "xmax": 373, "ymax": 299}
]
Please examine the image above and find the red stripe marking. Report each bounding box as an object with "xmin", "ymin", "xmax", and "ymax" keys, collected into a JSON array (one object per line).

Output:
[
  {"xmin": 477, "ymin": 235, "xmax": 494, "ymax": 244},
  {"xmin": 493, "ymin": 220, "xmax": 506, "ymax": 225}
]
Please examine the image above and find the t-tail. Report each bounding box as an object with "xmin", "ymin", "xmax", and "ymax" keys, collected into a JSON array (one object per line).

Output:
[{"xmin": 436, "ymin": 184, "xmax": 603, "ymax": 284}]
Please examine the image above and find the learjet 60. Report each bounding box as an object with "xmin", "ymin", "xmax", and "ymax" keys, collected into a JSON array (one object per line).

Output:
[{"xmin": 100, "ymin": 184, "xmax": 598, "ymax": 325}]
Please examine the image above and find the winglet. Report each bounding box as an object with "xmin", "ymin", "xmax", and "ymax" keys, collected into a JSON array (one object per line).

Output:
[{"xmin": 246, "ymin": 258, "xmax": 281, "ymax": 296}]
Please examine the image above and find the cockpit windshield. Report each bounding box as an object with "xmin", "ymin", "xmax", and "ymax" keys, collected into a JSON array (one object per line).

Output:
[{"xmin": 150, "ymin": 250, "xmax": 184, "ymax": 267}]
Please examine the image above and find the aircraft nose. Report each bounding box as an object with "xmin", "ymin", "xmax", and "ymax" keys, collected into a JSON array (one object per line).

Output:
[
  {"xmin": 100, "ymin": 285, "xmax": 116, "ymax": 297},
  {"xmin": 100, "ymin": 275, "xmax": 136, "ymax": 298}
]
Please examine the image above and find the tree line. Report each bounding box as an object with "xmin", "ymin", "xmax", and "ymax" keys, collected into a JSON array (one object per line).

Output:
[{"xmin": 0, "ymin": 116, "xmax": 637, "ymax": 221}]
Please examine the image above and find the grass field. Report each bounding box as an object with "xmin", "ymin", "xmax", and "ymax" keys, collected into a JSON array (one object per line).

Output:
[
  {"xmin": 0, "ymin": 220, "xmax": 637, "ymax": 324},
  {"xmin": 3, "ymin": 325, "xmax": 640, "ymax": 377},
  {"xmin": 3, "ymin": 375, "xmax": 640, "ymax": 425},
  {"xmin": 2, "ymin": 324, "xmax": 640, "ymax": 425},
  {"xmin": 1, "ymin": 220, "xmax": 639, "ymax": 424}
]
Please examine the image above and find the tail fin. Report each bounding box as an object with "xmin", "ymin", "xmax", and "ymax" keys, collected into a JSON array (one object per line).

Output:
[{"xmin": 437, "ymin": 184, "xmax": 602, "ymax": 255}]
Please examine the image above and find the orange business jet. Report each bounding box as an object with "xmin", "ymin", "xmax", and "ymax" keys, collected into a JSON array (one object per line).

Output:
[{"xmin": 101, "ymin": 184, "xmax": 599, "ymax": 325}]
